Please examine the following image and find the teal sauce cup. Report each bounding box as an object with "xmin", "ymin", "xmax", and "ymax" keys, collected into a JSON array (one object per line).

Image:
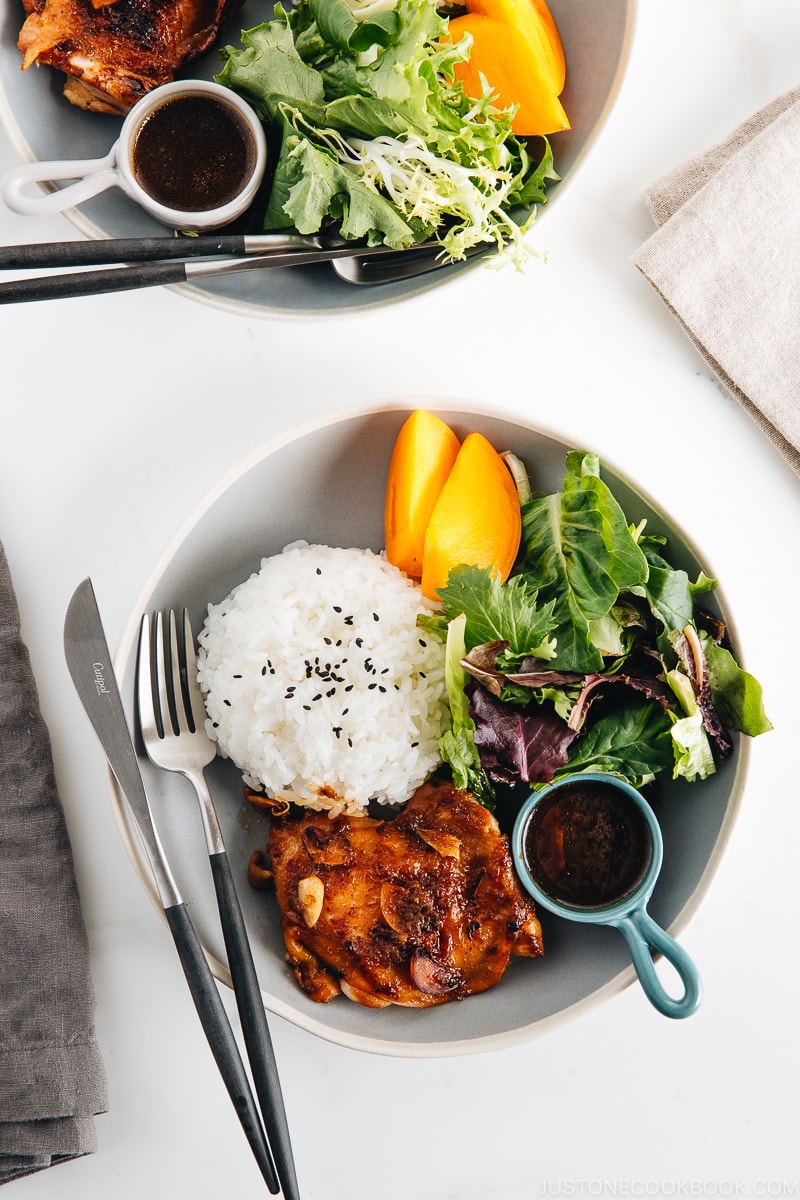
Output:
[{"xmin": 511, "ymin": 772, "xmax": 702, "ymax": 1020}]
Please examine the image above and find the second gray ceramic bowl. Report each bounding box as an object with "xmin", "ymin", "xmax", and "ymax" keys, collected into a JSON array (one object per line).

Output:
[{"xmin": 111, "ymin": 400, "xmax": 747, "ymax": 1057}]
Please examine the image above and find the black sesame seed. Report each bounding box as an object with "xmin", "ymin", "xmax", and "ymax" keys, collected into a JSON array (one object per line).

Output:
[
  {"xmin": 355, "ymin": 637, "xmax": 363, "ymax": 648},
  {"xmin": 419, "ymin": 672, "xmax": 426, "ymax": 679},
  {"xmin": 303, "ymin": 704, "xmax": 311, "ymax": 711},
  {"xmin": 324, "ymin": 637, "xmax": 332, "ymax": 645},
  {"xmin": 368, "ymin": 682, "xmax": 377, "ymax": 690},
  {"xmin": 419, "ymin": 639, "xmax": 427, "ymax": 648},
  {"xmin": 326, "ymin": 688, "xmax": 336, "ymax": 697},
  {"xmin": 344, "ymin": 616, "xmax": 354, "ymax": 626},
  {"xmin": 233, "ymin": 673, "xmax": 242, "ymax": 679},
  {"xmin": 333, "ymin": 727, "xmax": 342, "ymax": 739},
  {"xmin": 373, "ymin": 613, "xmax": 379, "ymax": 621},
  {"xmin": 223, "ymin": 699, "xmax": 231, "ymax": 707},
  {"xmin": 378, "ymin": 685, "xmax": 386, "ymax": 693},
  {"xmin": 261, "ymin": 666, "xmax": 267, "ymax": 676},
  {"xmin": 312, "ymin": 693, "xmax": 322, "ymax": 702},
  {"xmin": 345, "ymin": 684, "xmax": 354, "ymax": 692},
  {"xmin": 333, "ymin": 606, "xmax": 342, "ymax": 613},
  {"xmin": 316, "ymin": 567, "xmax": 322, "ymax": 575},
  {"xmin": 411, "ymin": 741, "xmax": 419, "ymax": 748},
  {"xmin": 342, "ymin": 708, "xmax": 349, "ymax": 716},
  {"xmin": 348, "ymin": 737, "xmax": 353, "ymax": 747}
]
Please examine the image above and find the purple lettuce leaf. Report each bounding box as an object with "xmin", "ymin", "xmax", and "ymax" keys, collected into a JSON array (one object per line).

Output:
[{"xmin": 469, "ymin": 686, "xmax": 581, "ymax": 785}]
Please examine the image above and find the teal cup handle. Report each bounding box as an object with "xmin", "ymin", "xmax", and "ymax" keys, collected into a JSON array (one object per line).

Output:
[{"xmin": 614, "ymin": 907, "xmax": 702, "ymax": 1019}]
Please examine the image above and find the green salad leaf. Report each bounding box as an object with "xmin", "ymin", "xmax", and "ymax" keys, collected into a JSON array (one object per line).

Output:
[
  {"xmin": 309, "ymin": 0, "xmax": 399, "ymax": 54},
  {"xmin": 519, "ymin": 451, "xmax": 649, "ymax": 672},
  {"xmin": 702, "ymin": 635, "xmax": 772, "ymax": 736},
  {"xmin": 438, "ymin": 614, "xmax": 495, "ymax": 807},
  {"xmin": 431, "ymin": 564, "xmax": 557, "ymax": 661},
  {"xmin": 556, "ymin": 700, "xmax": 674, "ymax": 788}
]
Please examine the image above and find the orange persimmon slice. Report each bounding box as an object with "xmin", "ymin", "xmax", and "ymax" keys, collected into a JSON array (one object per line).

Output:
[
  {"xmin": 384, "ymin": 410, "xmax": 461, "ymax": 579},
  {"xmin": 467, "ymin": 0, "xmax": 566, "ymax": 92},
  {"xmin": 420, "ymin": 431, "xmax": 522, "ymax": 601},
  {"xmin": 449, "ymin": 0, "xmax": 569, "ymax": 136}
]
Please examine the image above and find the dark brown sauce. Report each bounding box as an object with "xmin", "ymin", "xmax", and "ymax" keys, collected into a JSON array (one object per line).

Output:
[
  {"xmin": 523, "ymin": 780, "xmax": 651, "ymax": 909},
  {"xmin": 131, "ymin": 95, "xmax": 257, "ymax": 212}
]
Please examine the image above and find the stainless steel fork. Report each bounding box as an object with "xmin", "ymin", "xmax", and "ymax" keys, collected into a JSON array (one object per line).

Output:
[{"xmin": 137, "ymin": 609, "xmax": 299, "ymax": 1200}]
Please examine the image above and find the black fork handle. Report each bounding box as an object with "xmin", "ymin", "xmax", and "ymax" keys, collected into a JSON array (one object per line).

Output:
[
  {"xmin": 163, "ymin": 901, "xmax": 279, "ymax": 1194},
  {"xmin": 209, "ymin": 850, "xmax": 300, "ymax": 1200}
]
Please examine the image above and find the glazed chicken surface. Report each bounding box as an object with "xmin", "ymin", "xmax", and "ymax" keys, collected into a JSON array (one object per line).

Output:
[
  {"xmin": 266, "ymin": 778, "xmax": 544, "ymax": 1008},
  {"xmin": 18, "ymin": 0, "xmax": 244, "ymax": 114}
]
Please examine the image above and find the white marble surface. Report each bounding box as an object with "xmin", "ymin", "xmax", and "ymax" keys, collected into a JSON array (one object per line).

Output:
[{"xmin": 1, "ymin": 1, "xmax": 798, "ymax": 1197}]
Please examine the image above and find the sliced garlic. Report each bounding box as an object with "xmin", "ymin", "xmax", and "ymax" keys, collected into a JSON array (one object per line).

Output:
[
  {"xmin": 418, "ymin": 827, "xmax": 461, "ymax": 860},
  {"xmin": 297, "ymin": 875, "xmax": 324, "ymax": 927},
  {"xmin": 340, "ymin": 980, "xmax": 391, "ymax": 1008}
]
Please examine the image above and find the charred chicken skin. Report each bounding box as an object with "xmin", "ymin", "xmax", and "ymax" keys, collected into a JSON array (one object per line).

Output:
[
  {"xmin": 265, "ymin": 778, "xmax": 544, "ymax": 1008},
  {"xmin": 18, "ymin": 0, "xmax": 245, "ymax": 114}
]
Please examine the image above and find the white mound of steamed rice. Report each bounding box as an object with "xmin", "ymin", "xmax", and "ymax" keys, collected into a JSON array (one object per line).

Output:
[{"xmin": 196, "ymin": 543, "xmax": 449, "ymax": 815}]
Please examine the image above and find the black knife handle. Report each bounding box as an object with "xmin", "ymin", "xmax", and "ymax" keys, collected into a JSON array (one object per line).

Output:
[
  {"xmin": 164, "ymin": 901, "xmax": 279, "ymax": 1194},
  {"xmin": 209, "ymin": 850, "xmax": 300, "ymax": 1200},
  {"xmin": 0, "ymin": 260, "xmax": 191, "ymax": 303},
  {"xmin": 0, "ymin": 235, "xmax": 246, "ymax": 269}
]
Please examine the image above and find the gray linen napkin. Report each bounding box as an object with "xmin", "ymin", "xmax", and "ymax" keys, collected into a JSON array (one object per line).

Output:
[
  {"xmin": 0, "ymin": 541, "xmax": 107, "ymax": 1183},
  {"xmin": 633, "ymin": 86, "xmax": 800, "ymax": 474}
]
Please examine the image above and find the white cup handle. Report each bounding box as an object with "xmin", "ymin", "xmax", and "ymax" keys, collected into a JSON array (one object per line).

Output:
[{"xmin": 1, "ymin": 148, "xmax": 119, "ymax": 215}]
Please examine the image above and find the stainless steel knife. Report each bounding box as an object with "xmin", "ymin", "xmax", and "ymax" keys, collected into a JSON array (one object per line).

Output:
[{"xmin": 63, "ymin": 578, "xmax": 279, "ymax": 1194}]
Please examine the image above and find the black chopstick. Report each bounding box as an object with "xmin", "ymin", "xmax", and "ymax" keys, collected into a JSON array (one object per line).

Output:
[
  {"xmin": 0, "ymin": 248, "xmax": 339, "ymax": 302},
  {"xmin": 0, "ymin": 235, "xmax": 253, "ymax": 269}
]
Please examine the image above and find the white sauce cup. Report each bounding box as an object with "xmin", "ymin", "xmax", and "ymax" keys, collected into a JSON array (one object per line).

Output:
[{"xmin": 0, "ymin": 80, "xmax": 267, "ymax": 231}]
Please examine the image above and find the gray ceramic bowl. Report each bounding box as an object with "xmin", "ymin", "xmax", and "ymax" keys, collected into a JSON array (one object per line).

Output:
[
  {"xmin": 0, "ymin": 0, "xmax": 636, "ymax": 315},
  {"xmin": 112, "ymin": 401, "xmax": 747, "ymax": 1056}
]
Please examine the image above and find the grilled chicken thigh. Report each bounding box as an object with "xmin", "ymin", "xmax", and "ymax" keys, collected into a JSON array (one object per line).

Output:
[
  {"xmin": 18, "ymin": 0, "xmax": 244, "ymax": 114},
  {"xmin": 266, "ymin": 778, "xmax": 544, "ymax": 1008}
]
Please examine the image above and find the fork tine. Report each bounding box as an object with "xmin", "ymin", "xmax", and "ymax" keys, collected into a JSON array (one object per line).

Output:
[
  {"xmin": 180, "ymin": 609, "xmax": 207, "ymax": 735},
  {"xmin": 167, "ymin": 610, "xmax": 193, "ymax": 736},
  {"xmin": 153, "ymin": 610, "xmax": 176, "ymax": 738},
  {"xmin": 136, "ymin": 613, "xmax": 159, "ymax": 739}
]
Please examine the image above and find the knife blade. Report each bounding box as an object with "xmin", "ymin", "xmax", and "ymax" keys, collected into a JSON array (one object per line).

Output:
[
  {"xmin": 64, "ymin": 579, "xmax": 179, "ymax": 907},
  {"xmin": 63, "ymin": 579, "xmax": 279, "ymax": 1194}
]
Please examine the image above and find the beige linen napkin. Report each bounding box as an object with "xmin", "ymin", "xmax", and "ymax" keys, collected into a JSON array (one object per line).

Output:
[
  {"xmin": 0, "ymin": 541, "xmax": 107, "ymax": 1182},
  {"xmin": 633, "ymin": 85, "xmax": 800, "ymax": 474}
]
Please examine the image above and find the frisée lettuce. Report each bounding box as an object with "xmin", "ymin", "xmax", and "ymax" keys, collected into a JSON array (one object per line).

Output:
[{"xmin": 216, "ymin": 0, "xmax": 559, "ymax": 259}]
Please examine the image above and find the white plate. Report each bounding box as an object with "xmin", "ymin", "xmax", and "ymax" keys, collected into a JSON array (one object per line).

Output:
[
  {"xmin": 111, "ymin": 401, "xmax": 747, "ymax": 1056},
  {"xmin": 0, "ymin": 1, "xmax": 636, "ymax": 316}
]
